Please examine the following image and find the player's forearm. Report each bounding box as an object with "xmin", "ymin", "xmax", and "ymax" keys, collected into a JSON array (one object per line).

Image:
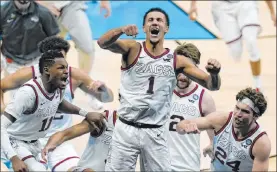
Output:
[
  {"xmin": 1, "ymin": 115, "xmax": 17, "ymax": 160},
  {"xmin": 58, "ymin": 99, "xmax": 81, "ymax": 115},
  {"xmin": 206, "ymin": 129, "xmax": 215, "ymax": 144},
  {"xmin": 178, "ymin": 117, "xmax": 213, "ymax": 131},
  {"xmin": 63, "ymin": 120, "xmax": 92, "ymax": 141},
  {"xmin": 265, "ymin": 1, "xmax": 275, "ymax": 15},
  {"xmin": 206, "ymin": 74, "xmax": 221, "ymax": 91},
  {"xmin": 97, "ymin": 28, "xmax": 124, "ymax": 49},
  {"xmin": 50, "ymin": 120, "xmax": 91, "ymax": 145}
]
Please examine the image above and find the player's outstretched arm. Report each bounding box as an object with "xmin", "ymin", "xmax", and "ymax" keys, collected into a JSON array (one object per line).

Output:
[
  {"xmin": 176, "ymin": 55, "xmax": 221, "ymax": 91},
  {"xmin": 41, "ymin": 119, "xmax": 97, "ymax": 162},
  {"xmin": 71, "ymin": 67, "xmax": 114, "ymax": 102},
  {"xmin": 252, "ymin": 134, "xmax": 271, "ymax": 171},
  {"xmin": 176, "ymin": 111, "xmax": 229, "ymax": 134},
  {"xmin": 0, "ymin": 67, "xmax": 33, "ymax": 113},
  {"xmin": 58, "ymin": 99, "xmax": 105, "ymax": 130}
]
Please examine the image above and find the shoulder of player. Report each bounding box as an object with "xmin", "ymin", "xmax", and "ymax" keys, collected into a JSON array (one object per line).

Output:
[
  {"xmin": 251, "ymin": 132, "xmax": 271, "ymax": 160},
  {"xmin": 15, "ymin": 84, "xmax": 37, "ymax": 102},
  {"xmin": 200, "ymin": 88, "xmax": 216, "ymax": 116}
]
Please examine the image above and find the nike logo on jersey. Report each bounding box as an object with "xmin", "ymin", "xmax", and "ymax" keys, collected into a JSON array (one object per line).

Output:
[
  {"xmin": 188, "ymin": 99, "xmax": 195, "ymax": 103},
  {"xmin": 163, "ymin": 58, "xmax": 171, "ymax": 62}
]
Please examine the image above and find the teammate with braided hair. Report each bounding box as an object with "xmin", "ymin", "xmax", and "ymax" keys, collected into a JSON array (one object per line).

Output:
[{"xmin": 177, "ymin": 87, "xmax": 270, "ymax": 171}]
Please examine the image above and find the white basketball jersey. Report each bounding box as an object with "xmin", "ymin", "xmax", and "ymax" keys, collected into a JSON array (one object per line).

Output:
[
  {"xmin": 7, "ymin": 78, "xmax": 63, "ymax": 141},
  {"xmin": 168, "ymin": 84, "xmax": 205, "ymax": 171},
  {"xmin": 118, "ymin": 42, "xmax": 177, "ymax": 125},
  {"xmin": 78, "ymin": 110, "xmax": 117, "ymax": 171},
  {"xmin": 212, "ymin": 112, "xmax": 266, "ymax": 171},
  {"xmin": 32, "ymin": 64, "xmax": 74, "ymax": 137}
]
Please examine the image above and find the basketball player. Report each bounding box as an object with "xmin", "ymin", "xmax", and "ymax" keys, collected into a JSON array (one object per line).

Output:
[
  {"xmin": 42, "ymin": 42, "xmax": 215, "ymax": 171},
  {"xmin": 177, "ymin": 87, "xmax": 270, "ymax": 171},
  {"xmin": 36, "ymin": 1, "xmax": 112, "ymax": 110},
  {"xmin": 97, "ymin": 7, "xmax": 221, "ymax": 171},
  {"xmin": 41, "ymin": 109, "xmax": 117, "ymax": 172},
  {"xmin": 189, "ymin": 1, "xmax": 276, "ymax": 92},
  {"xmin": 1, "ymin": 50, "xmax": 105, "ymax": 171},
  {"xmin": 0, "ymin": 36, "xmax": 114, "ymax": 171},
  {"xmin": 167, "ymin": 44, "xmax": 216, "ymax": 171}
]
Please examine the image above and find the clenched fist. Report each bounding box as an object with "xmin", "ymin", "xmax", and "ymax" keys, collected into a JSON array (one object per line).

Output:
[
  {"xmin": 205, "ymin": 59, "xmax": 221, "ymax": 75},
  {"xmin": 176, "ymin": 121, "xmax": 200, "ymax": 135},
  {"xmin": 121, "ymin": 25, "xmax": 139, "ymax": 37}
]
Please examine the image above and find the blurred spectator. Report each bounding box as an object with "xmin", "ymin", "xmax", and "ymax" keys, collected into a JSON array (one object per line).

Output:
[{"xmin": 0, "ymin": 0, "xmax": 60, "ymax": 75}]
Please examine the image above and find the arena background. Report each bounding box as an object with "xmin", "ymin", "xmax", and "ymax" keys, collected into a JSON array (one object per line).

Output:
[{"xmin": 1, "ymin": 1, "xmax": 276, "ymax": 171}]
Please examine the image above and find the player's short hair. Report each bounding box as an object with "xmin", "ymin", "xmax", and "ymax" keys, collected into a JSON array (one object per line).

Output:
[
  {"xmin": 236, "ymin": 87, "xmax": 267, "ymax": 117},
  {"xmin": 38, "ymin": 36, "xmax": 70, "ymax": 54},
  {"xmin": 39, "ymin": 50, "xmax": 65, "ymax": 74},
  {"xmin": 143, "ymin": 8, "xmax": 170, "ymax": 27},
  {"xmin": 174, "ymin": 42, "xmax": 201, "ymax": 65}
]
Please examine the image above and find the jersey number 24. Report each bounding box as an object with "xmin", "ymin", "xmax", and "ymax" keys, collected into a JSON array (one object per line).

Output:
[{"xmin": 215, "ymin": 146, "xmax": 241, "ymax": 171}]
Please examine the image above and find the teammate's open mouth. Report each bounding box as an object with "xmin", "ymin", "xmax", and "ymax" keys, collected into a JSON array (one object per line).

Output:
[
  {"xmin": 150, "ymin": 28, "xmax": 160, "ymax": 37},
  {"xmin": 60, "ymin": 76, "xmax": 68, "ymax": 86}
]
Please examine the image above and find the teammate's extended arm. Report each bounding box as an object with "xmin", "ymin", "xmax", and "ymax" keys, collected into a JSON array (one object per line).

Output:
[
  {"xmin": 71, "ymin": 67, "xmax": 114, "ymax": 102},
  {"xmin": 252, "ymin": 134, "xmax": 271, "ymax": 171},
  {"xmin": 41, "ymin": 119, "xmax": 94, "ymax": 161},
  {"xmin": 0, "ymin": 67, "xmax": 33, "ymax": 113},
  {"xmin": 58, "ymin": 99, "xmax": 105, "ymax": 129},
  {"xmin": 176, "ymin": 55, "xmax": 221, "ymax": 91},
  {"xmin": 176, "ymin": 111, "xmax": 229, "ymax": 134}
]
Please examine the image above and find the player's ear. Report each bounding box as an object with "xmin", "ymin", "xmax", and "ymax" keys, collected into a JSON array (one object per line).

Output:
[
  {"xmin": 44, "ymin": 66, "xmax": 49, "ymax": 74},
  {"xmin": 164, "ymin": 25, "xmax": 169, "ymax": 34},
  {"xmin": 143, "ymin": 25, "xmax": 146, "ymax": 33}
]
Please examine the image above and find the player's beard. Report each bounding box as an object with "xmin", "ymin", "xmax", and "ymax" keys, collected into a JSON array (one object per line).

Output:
[{"xmin": 176, "ymin": 79, "xmax": 191, "ymax": 89}]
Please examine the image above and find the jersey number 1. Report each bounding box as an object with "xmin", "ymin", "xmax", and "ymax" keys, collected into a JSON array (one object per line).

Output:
[
  {"xmin": 39, "ymin": 117, "xmax": 53, "ymax": 132},
  {"xmin": 147, "ymin": 76, "xmax": 155, "ymax": 94}
]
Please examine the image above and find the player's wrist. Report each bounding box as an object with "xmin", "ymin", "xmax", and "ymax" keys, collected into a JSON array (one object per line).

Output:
[{"xmin": 78, "ymin": 109, "xmax": 88, "ymax": 117}]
